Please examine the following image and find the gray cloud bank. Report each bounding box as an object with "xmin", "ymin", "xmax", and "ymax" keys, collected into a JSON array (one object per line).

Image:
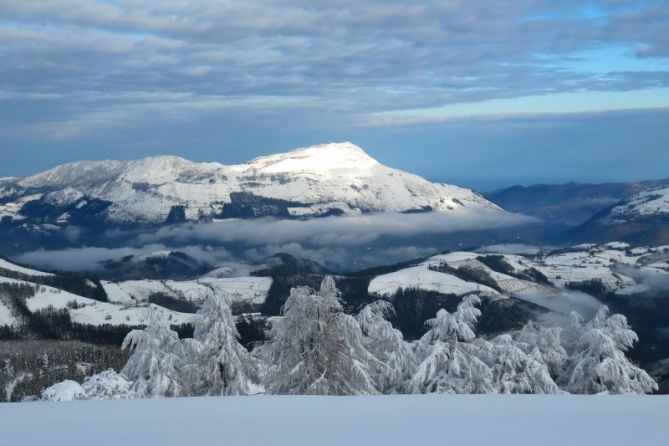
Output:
[
  {"xmin": 136, "ymin": 210, "xmax": 537, "ymax": 246},
  {"xmin": 17, "ymin": 210, "xmax": 537, "ymax": 272},
  {"xmin": 0, "ymin": 0, "xmax": 667, "ymax": 147}
]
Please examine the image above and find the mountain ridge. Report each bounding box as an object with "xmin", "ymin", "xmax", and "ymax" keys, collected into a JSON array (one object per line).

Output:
[{"xmin": 0, "ymin": 142, "xmax": 503, "ymax": 228}]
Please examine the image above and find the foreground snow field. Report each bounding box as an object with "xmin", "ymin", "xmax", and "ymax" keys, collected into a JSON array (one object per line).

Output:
[{"xmin": 1, "ymin": 395, "xmax": 666, "ymax": 446}]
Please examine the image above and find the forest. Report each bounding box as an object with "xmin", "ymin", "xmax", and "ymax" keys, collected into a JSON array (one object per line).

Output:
[{"xmin": 35, "ymin": 277, "xmax": 657, "ymax": 401}]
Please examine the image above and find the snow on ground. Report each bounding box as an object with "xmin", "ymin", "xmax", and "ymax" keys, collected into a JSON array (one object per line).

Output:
[
  {"xmin": 368, "ymin": 264, "xmax": 499, "ymax": 297},
  {"xmin": 0, "ymin": 299, "xmax": 15, "ymax": 326},
  {"xmin": 69, "ymin": 303, "xmax": 194, "ymax": 327},
  {"xmin": 611, "ymin": 185, "xmax": 669, "ymax": 218},
  {"xmin": 199, "ymin": 277, "xmax": 273, "ymax": 305},
  {"xmin": 0, "ymin": 257, "xmax": 52, "ymax": 277},
  {"xmin": 366, "ymin": 244, "xmax": 669, "ymax": 317},
  {"xmin": 0, "ymin": 395, "xmax": 666, "ymax": 446},
  {"xmin": 370, "ymin": 245, "xmax": 669, "ymax": 303},
  {"xmin": 102, "ymin": 277, "xmax": 272, "ymax": 306},
  {"xmin": 10, "ymin": 142, "xmax": 503, "ymax": 224},
  {"xmin": 24, "ymin": 284, "xmax": 100, "ymax": 311},
  {"xmin": 476, "ymin": 244, "xmax": 545, "ymax": 255},
  {"xmin": 4, "ymin": 278, "xmax": 193, "ymax": 326}
]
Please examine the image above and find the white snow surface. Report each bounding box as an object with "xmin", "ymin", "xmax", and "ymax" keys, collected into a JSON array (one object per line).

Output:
[
  {"xmin": 1, "ymin": 395, "xmax": 666, "ymax": 446},
  {"xmin": 0, "ymin": 264, "xmax": 268, "ymax": 329},
  {"xmin": 0, "ymin": 275, "xmax": 194, "ymax": 326},
  {"xmin": 0, "ymin": 258, "xmax": 52, "ymax": 277},
  {"xmin": 102, "ymin": 276, "xmax": 272, "ymax": 306},
  {"xmin": 12, "ymin": 142, "xmax": 502, "ymax": 223},
  {"xmin": 609, "ymin": 185, "xmax": 669, "ymax": 219},
  {"xmin": 0, "ymin": 299, "xmax": 16, "ymax": 326},
  {"xmin": 39, "ymin": 380, "xmax": 84, "ymax": 402},
  {"xmin": 368, "ymin": 262, "xmax": 500, "ymax": 297},
  {"xmin": 368, "ymin": 244, "xmax": 669, "ymax": 314}
]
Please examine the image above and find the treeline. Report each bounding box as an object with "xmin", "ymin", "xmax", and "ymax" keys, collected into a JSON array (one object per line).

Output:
[
  {"xmin": 71, "ymin": 277, "xmax": 656, "ymax": 401},
  {"xmin": 0, "ymin": 340, "xmax": 130, "ymax": 402},
  {"xmin": 0, "ymin": 265, "xmax": 108, "ymax": 301},
  {"xmin": 0, "ymin": 282, "xmax": 192, "ymax": 345}
]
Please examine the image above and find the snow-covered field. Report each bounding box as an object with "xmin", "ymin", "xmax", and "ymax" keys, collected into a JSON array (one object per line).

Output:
[
  {"xmin": 368, "ymin": 243, "xmax": 669, "ymax": 317},
  {"xmin": 1, "ymin": 395, "xmax": 666, "ymax": 446},
  {"xmin": 0, "ymin": 257, "xmax": 52, "ymax": 277},
  {"xmin": 102, "ymin": 276, "xmax": 272, "ymax": 306},
  {"xmin": 611, "ymin": 185, "xmax": 669, "ymax": 218}
]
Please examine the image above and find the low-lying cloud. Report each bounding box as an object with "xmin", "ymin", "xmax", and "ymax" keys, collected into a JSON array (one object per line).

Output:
[
  {"xmin": 137, "ymin": 210, "xmax": 538, "ymax": 247},
  {"xmin": 18, "ymin": 244, "xmax": 233, "ymax": 273},
  {"xmin": 616, "ymin": 265, "xmax": 669, "ymax": 296},
  {"xmin": 16, "ymin": 210, "xmax": 537, "ymax": 273}
]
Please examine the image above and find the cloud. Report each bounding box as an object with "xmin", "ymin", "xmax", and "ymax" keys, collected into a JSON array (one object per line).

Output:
[
  {"xmin": 520, "ymin": 290, "xmax": 602, "ymax": 318},
  {"xmin": 17, "ymin": 243, "xmax": 233, "ymax": 272},
  {"xmin": 0, "ymin": 0, "xmax": 667, "ymax": 143},
  {"xmin": 15, "ymin": 210, "xmax": 537, "ymax": 272},
  {"xmin": 615, "ymin": 265, "xmax": 669, "ymax": 296},
  {"xmin": 135, "ymin": 210, "xmax": 538, "ymax": 247},
  {"xmin": 1, "ymin": 0, "xmax": 667, "ymax": 184}
]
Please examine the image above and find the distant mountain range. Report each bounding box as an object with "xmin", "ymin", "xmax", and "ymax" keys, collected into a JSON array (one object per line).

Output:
[
  {"xmin": 0, "ymin": 142, "xmax": 499, "ymax": 226},
  {"xmin": 1, "ymin": 142, "xmax": 668, "ymax": 254},
  {"xmin": 488, "ymin": 179, "xmax": 669, "ymax": 245},
  {"xmin": 570, "ymin": 184, "xmax": 669, "ymax": 245},
  {"xmin": 0, "ymin": 142, "xmax": 507, "ymax": 254},
  {"xmin": 487, "ymin": 179, "xmax": 669, "ymax": 227}
]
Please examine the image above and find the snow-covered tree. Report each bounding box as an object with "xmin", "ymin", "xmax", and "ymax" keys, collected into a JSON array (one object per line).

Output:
[
  {"xmin": 517, "ymin": 320, "xmax": 567, "ymax": 377},
  {"xmin": 188, "ymin": 294, "xmax": 259, "ymax": 396},
  {"xmin": 41, "ymin": 370, "xmax": 135, "ymax": 401},
  {"xmin": 411, "ymin": 295, "xmax": 494, "ymax": 394},
  {"xmin": 264, "ymin": 276, "xmax": 380, "ymax": 395},
  {"xmin": 560, "ymin": 306, "xmax": 657, "ymax": 394},
  {"xmin": 121, "ymin": 306, "xmax": 185, "ymax": 398},
  {"xmin": 80, "ymin": 369, "xmax": 135, "ymax": 400},
  {"xmin": 357, "ymin": 300, "xmax": 414, "ymax": 393},
  {"xmin": 487, "ymin": 334, "xmax": 560, "ymax": 394},
  {"xmin": 41, "ymin": 380, "xmax": 85, "ymax": 401}
]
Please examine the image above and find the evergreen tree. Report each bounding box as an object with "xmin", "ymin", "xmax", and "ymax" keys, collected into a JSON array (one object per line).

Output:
[
  {"xmin": 517, "ymin": 320, "xmax": 567, "ymax": 378},
  {"xmin": 264, "ymin": 277, "xmax": 380, "ymax": 395},
  {"xmin": 189, "ymin": 294, "xmax": 259, "ymax": 396},
  {"xmin": 487, "ymin": 334, "xmax": 560, "ymax": 394},
  {"xmin": 121, "ymin": 306, "xmax": 185, "ymax": 398},
  {"xmin": 560, "ymin": 306, "xmax": 657, "ymax": 394},
  {"xmin": 411, "ymin": 295, "xmax": 494, "ymax": 394},
  {"xmin": 357, "ymin": 300, "xmax": 414, "ymax": 393}
]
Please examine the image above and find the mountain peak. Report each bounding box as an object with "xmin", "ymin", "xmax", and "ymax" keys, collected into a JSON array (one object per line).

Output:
[
  {"xmin": 242, "ymin": 141, "xmax": 378, "ymax": 174},
  {"xmin": 3, "ymin": 141, "xmax": 503, "ymax": 225}
]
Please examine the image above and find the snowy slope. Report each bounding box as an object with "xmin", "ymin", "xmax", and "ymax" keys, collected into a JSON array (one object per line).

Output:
[
  {"xmin": 610, "ymin": 186, "xmax": 669, "ymax": 219},
  {"xmin": 0, "ymin": 258, "xmax": 52, "ymax": 277},
  {"xmin": 570, "ymin": 186, "xmax": 669, "ymax": 245},
  {"xmin": 0, "ymin": 256, "xmax": 268, "ymax": 330},
  {"xmin": 1, "ymin": 395, "xmax": 666, "ymax": 446},
  {"xmin": 368, "ymin": 243, "xmax": 669, "ymax": 315},
  {"xmin": 102, "ymin": 277, "xmax": 272, "ymax": 307},
  {"xmin": 14, "ymin": 278, "xmax": 194, "ymax": 326},
  {"xmin": 0, "ymin": 274, "xmax": 194, "ymax": 327},
  {"xmin": 0, "ymin": 299, "xmax": 16, "ymax": 326},
  {"xmin": 368, "ymin": 261, "xmax": 501, "ymax": 298},
  {"xmin": 3, "ymin": 142, "xmax": 502, "ymax": 225}
]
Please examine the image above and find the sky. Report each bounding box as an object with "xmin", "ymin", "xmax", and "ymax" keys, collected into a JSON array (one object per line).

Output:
[{"xmin": 0, "ymin": 0, "xmax": 668, "ymax": 190}]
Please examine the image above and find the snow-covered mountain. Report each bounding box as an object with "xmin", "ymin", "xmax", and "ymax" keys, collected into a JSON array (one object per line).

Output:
[
  {"xmin": 0, "ymin": 142, "xmax": 501, "ymax": 227},
  {"xmin": 369, "ymin": 242, "xmax": 669, "ymax": 305},
  {"xmin": 608, "ymin": 186, "xmax": 669, "ymax": 220},
  {"xmin": 0, "ymin": 255, "xmax": 272, "ymax": 330},
  {"xmin": 571, "ymin": 185, "xmax": 669, "ymax": 245},
  {"xmin": 487, "ymin": 178, "xmax": 669, "ymax": 228}
]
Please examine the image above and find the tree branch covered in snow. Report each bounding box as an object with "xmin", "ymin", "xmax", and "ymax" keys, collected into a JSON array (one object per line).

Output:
[{"xmin": 40, "ymin": 278, "xmax": 656, "ymax": 400}]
